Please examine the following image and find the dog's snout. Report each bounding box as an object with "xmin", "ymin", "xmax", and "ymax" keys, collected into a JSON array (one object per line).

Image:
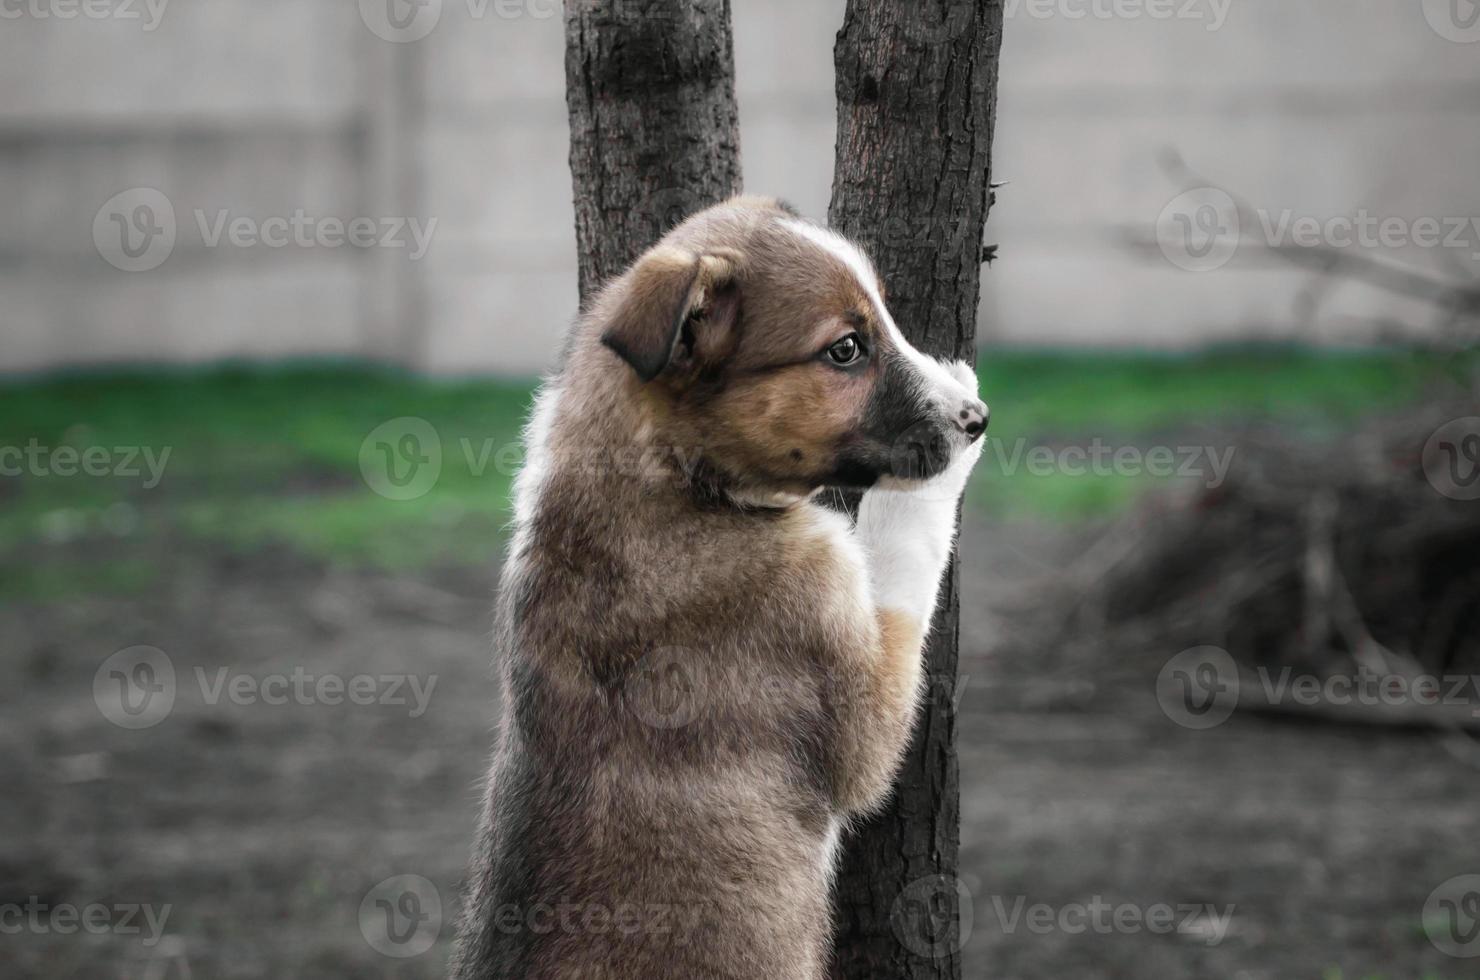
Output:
[{"xmin": 955, "ymin": 399, "xmax": 989, "ymax": 441}]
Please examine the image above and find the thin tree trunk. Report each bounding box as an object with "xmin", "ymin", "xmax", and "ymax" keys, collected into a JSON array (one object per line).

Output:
[
  {"xmin": 825, "ymin": 2, "xmax": 1005, "ymax": 978},
  {"xmin": 564, "ymin": 0, "xmax": 742, "ymax": 305}
]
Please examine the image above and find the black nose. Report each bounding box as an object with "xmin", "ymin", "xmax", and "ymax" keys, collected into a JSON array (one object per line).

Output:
[{"xmin": 955, "ymin": 399, "xmax": 989, "ymax": 441}]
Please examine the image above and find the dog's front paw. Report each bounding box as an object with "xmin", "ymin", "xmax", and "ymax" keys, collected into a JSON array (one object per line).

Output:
[
  {"xmin": 948, "ymin": 425, "xmax": 986, "ymax": 476},
  {"xmin": 922, "ymin": 357, "xmax": 987, "ymax": 500},
  {"xmin": 942, "ymin": 358, "xmax": 980, "ymax": 396},
  {"xmin": 879, "ymin": 426, "xmax": 984, "ymax": 504},
  {"xmin": 935, "ymin": 424, "xmax": 986, "ymax": 494}
]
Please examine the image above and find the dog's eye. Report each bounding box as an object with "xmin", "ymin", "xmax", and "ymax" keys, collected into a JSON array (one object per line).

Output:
[{"xmin": 826, "ymin": 334, "xmax": 863, "ymax": 366}]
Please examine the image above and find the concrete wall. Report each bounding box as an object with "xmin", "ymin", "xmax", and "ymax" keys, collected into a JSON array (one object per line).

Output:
[{"xmin": 4, "ymin": 0, "xmax": 1478, "ymax": 375}]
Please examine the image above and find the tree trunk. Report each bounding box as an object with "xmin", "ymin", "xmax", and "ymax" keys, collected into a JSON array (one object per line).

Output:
[
  {"xmin": 825, "ymin": 2, "xmax": 1005, "ymax": 978},
  {"xmin": 564, "ymin": 0, "xmax": 743, "ymax": 305}
]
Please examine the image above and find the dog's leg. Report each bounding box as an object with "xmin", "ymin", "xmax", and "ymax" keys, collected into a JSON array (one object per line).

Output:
[
  {"xmin": 828, "ymin": 361, "xmax": 983, "ymax": 814},
  {"xmin": 855, "ymin": 361, "xmax": 985, "ymax": 636}
]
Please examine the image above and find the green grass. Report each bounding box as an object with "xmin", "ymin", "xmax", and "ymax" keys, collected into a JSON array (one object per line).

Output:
[
  {"xmin": 968, "ymin": 346, "xmax": 1477, "ymax": 520},
  {"xmin": 0, "ymin": 348, "xmax": 1472, "ymax": 593},
  {"xmin": 0, "ymin": 555, "xmax": 160, "ymax": 601},
  {"xmin": 0, "ymin": 366, "xmax": 532, "ymax": 573}
]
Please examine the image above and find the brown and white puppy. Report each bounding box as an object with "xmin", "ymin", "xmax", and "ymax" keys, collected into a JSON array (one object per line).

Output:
[{"xmin": 450, "ymin": 196, "xmax": 987, "ymax": 980}]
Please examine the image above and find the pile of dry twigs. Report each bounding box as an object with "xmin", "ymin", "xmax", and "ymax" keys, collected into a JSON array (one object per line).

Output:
[{"xmin": 1102, "ymin": 406, "xmax": 1478, "ymax": 676}]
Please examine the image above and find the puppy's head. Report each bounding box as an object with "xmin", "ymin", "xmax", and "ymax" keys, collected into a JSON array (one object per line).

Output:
[{"xmin": 595, "ymin": 196, "xmax": 987, "ymax": 497}]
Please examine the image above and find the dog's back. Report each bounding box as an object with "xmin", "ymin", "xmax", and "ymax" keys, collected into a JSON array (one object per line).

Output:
[{"xmin": 454, "ymin": 472, "xmax": 851, "ymax": 978}]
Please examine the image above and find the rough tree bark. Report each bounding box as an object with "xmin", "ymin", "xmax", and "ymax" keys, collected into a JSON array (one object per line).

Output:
[
  {"xmin": 564, "ymin": 0, "xmax": 742, "ymax": 305},
  {"xmin": 825, "ymin": 2, "xmax": 1005, "ymax": 978}
]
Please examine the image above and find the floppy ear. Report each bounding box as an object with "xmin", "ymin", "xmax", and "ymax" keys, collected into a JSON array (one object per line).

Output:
[{"xmin": 601, "ymin": 246, "xmax": 741, "ymax": 382}]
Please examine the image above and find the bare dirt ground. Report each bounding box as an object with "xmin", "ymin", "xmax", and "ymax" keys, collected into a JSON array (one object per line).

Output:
[{"xmin": 4, "ymin": 517, "xmax": 1478, "ymax": 978}]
